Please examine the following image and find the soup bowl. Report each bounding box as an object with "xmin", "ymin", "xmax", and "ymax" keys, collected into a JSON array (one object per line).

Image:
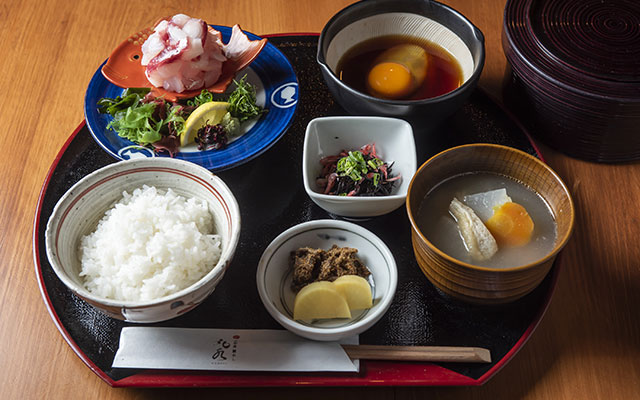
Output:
[
  {"xmin": 317, "ymin": 0, "xmax": 485, "ymax": 120},
  {"xmin": 406, "ymin": 144, "xmax": 575, "ymax": 304}
]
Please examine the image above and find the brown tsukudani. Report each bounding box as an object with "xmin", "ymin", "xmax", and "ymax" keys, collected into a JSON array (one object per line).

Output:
[{"xmin": 406, "ymin": 143, "xmax": 575, "ymax": 304}]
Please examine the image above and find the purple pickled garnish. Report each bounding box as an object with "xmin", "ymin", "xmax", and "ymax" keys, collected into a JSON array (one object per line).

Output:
[{"xmin": 195, "ymin": 124, "xmax": 228, "ymax": 150}]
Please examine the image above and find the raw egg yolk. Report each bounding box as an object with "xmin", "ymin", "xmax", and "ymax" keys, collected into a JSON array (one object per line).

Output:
[
  {"xmin": 367, "ymin": 62, "xmax": 413, "ymax": 99},
  {"xmin": 485, "ymin": 202, "xmax": 534, "ymax": 247}
]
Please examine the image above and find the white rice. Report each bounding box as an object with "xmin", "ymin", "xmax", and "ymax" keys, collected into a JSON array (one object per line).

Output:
[{"xmin": 79, "ymin": 185, "xmax": 222, "ymax": 302}]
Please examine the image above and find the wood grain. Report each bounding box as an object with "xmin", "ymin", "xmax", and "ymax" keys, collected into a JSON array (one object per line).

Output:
[
  {"xmin": 1, "ymin": 0, "xmax": 639, "ymax": 399},
  {"xmin": 342, "ymin": 345, "xmax": 491, "ymax": 363}
]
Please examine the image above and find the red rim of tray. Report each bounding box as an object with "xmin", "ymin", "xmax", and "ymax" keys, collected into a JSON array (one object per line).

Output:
[{"xmin": 33, "ymin": 33, "xmax": 559, "ymax": 387}]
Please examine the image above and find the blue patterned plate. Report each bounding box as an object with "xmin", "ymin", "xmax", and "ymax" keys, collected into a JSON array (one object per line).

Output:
[{"xmin": 84, "ymin": 26, "xmax": 298, "ymax": 171}]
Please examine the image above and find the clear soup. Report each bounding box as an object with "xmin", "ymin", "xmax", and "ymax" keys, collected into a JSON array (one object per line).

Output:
[{"xmin": 416, "ymin": 172, "xmax": 557, "ymax": 268}]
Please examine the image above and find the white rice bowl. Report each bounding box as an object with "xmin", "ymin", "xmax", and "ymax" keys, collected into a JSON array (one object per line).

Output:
[{"xmin": 79, "ymin": 185, "xmax": 222, "ymax": 302}]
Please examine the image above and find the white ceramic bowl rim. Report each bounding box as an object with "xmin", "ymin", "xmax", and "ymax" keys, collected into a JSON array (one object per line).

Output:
[
  {"xmin": 256, "ymin": 219, "xmax": 398, "ymax": 335},
  {"xmin": 303, "ymin": 116, "xmax": 414, "ymax": 195},
  {"xmin": 310, "ymin": 193, "xmax": 406, "ymax": 202},
  {"xmin": 45, "ymin": 158, "xmax": 241, "ymax": 308}
]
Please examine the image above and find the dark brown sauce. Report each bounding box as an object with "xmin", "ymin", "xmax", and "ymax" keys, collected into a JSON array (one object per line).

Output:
[{"xmin": 336, "ymin": 35, "xmax": 463, "ymax": 100}]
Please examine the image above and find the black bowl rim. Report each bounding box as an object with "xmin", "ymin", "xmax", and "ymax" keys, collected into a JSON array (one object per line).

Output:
[{"xmin": 316, "ymin": 0, "xmax": 486, "ymax": 106}]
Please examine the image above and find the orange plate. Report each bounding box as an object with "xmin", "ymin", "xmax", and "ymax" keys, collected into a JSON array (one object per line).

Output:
[{"xmin": 101, "ymin": 22, "xmax": 267, "ymax": 102}]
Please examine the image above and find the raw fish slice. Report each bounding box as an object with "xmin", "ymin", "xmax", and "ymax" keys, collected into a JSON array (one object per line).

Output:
[
  {"xmin": 154, "ymin": 20, "xmax": 169, "ymax": 32},
  {"xmin": 204, "ymin": 68, "xmax": 222, "ymax": 87},
  {"xmin": 145, "ymin": 39, "xmax": 188, "ymax": 88},
  {"xmin": 145, "ymin": 36, "xmax": 188, "ymax": 71},
  {"xmin": 146, "ymin": 58, "xmax": 182, "ymax": 87},
  {"xmin": 224, "ymin": 24, "xmax": 262, "ymax": 60},
  {"xmin": 140, "ymin": 33, "xmax": 165, "ymax": 65},
  {"xmin": 167, "ymin": 23, "xmax": 188, "ymax": 43},
  {"xmin": 180, "ymin": 38, "xmax": 204, "ymax": 61},
  {"xmin": 170, "ymin": 13, "xmax": 191, "ymax": 27},
  {"xmin": 191, "ymin": 53, "xmax": 215, "ymax": 70},
  {"xmin": 102, "ymin": 16, "xmax": 267, "ymax": 101},
  {"xmin": 463, "ymin": 188, "xmax": 512, "ymax": 222},
  {"xmin": 182, "ymin": 18, "xmax": 205, "ymax": 39},
  {"xmin": 449, "ymin": 197, "xmax": 498, "ymax": 261},
  {"xmin": 162, "ymin": 75, "xmax": 185, "ymax": 93},
  {"xmin": 142, "ymin": 16, "xmax": 224, "ymax": 94},
  {"xmin": 181, "ymin": 65, "xmax": 205, "ymax": 91}
]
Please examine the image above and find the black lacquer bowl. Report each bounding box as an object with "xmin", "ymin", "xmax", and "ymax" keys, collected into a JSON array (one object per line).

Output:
[
  {"xmin": 503, "ymin": 0, "xmax": 640, "ymax": 163},
  {"xmin": 317, "ymin": 0, "xmax": 485, "ymax": 122}
]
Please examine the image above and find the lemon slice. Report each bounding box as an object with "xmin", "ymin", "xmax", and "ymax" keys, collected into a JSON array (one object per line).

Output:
[{"xmin": 180, "ymin": 101, "xmax": 230, "ymax": 146}]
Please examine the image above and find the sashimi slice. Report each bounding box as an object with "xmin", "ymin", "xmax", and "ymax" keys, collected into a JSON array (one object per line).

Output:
[
  {"xmin": 170, "ymin": 13, "xmax": 191, "ymax": 27},
  {"xmin": 140, "ymin": 34, "xmax": 165, "ymax": 65},
  {"xmin": 182, "ymin": 19, "xmax": 205, "ymax": 40},
  {"xmin": 223, "ymin": 24, "xmax": 263, "ymax": 61},
  {"xmin": 118, "ymin": 14, "xmax": 267, "ymax": 97},
  {"xmin": 167, "ymin": 23, "xmax": 188, "ymax": 43},
  {"xmin": 145, "ymin": 37, "xmax": 188, "ymax": 70},
  {"xmin": 181, "ymin": 38, "xmax": 204, "ymax": 61},
  {"xmin": 162, "ymin": 75, "xmax": 185, "ymax": 93},
  {"xmin": 142, "ymin": 15, "xmax": 226, "ymax": 93},
  {"xmin": 204, "ymin": 68, "xmax": 222, "ymax": 86}
]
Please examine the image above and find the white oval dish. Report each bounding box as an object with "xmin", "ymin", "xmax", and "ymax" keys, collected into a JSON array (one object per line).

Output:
[{"xmin": 256, "ymin": 219, "xmax": 398, "ymax": 341}]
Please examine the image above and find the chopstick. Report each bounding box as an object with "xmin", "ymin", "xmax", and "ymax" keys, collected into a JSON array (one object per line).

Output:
[{"xmin": 341, "ymin": 344, "xmax": 491, "ymax": 363}]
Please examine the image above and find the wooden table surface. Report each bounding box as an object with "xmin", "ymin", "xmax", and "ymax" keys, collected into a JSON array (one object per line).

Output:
[{"xmin": 2, "ymin": 0, "xmax": 639, "ymax": 398}]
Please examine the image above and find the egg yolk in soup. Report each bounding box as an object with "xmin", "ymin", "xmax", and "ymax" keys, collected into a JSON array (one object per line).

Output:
[
  {"xmin": 485, "ymin": 202, "xmax": 534, "ymax": 247},
  {"xmin": 367, "ymin": 62, "xmax": 414, "ymax": 99}
]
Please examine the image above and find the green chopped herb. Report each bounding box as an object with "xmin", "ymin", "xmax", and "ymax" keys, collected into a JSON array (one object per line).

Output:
[
  {"xmin": 318, "ymin": 144, "xmax": 399, "ymax": 197},
  {"xmin": 372, "ymin": 172, "xmax": 380, "ymax": 187},
  {"xmin": 187, "ymin": 89, "xmax": 215, "ymax": 108},
  {"xmin": 367, "ymin": 158, "xmax": 384, "ymax": 170},
  {"xmin": 228, "ymin": 75, "xmax": 264, "ymax": 122},
  {"xmin": 337, "ymin": 151, "xmax": 370, "ymax": 181}
]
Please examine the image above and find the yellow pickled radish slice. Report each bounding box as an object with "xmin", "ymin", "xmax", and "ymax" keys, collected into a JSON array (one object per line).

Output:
[
  {"xmin": 333, "ymin": 275, "xmax": 372, "ymax": 311},
  {"xmin": 293, "ymin": 281, "xmax": 351, "ymax": 321}
]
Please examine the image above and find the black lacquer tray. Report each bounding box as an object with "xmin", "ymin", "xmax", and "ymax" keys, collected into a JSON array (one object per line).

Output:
[{"xmin": 34, "ymin": 35, "xmax": 558, "ymax": 387}]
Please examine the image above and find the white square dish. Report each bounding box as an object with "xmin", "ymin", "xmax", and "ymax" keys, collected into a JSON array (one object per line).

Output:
[{"xmin": 302, "ymin": 116, "xmax": 417, "ymax": 218}]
